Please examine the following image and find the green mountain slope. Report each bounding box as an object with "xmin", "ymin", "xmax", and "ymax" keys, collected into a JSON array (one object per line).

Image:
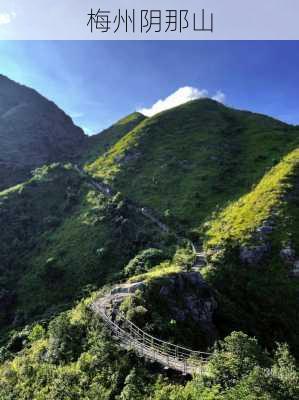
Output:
[
  {"xmin": 87, "ymin": 99, "xmax": 299, "ymax": 233},
  {"xmin": 0, "ymin": 163, "xmax": 172, "ymax": 335},
  {"xmin": 84, "ymin": 99, "xmax": 299, "ymax": 357},
  {"xmin": 205, "ymin": 147, "xmax": 299, "ymax": 254},
  {"xmin": 1, "ymin": 87, "xmax": 299, "ymax": 399},
  {"xmin": 83, "ymin": 112, "xmax": 146, "ymax": 164}
]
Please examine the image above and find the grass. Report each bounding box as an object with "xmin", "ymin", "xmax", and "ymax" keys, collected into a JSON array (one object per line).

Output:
[
  {"xmin": 86, "ymin": 99, "xmax": 299, "ymax": 233},
  {"xmin": 205, "ymin": 147, "xmax": 299, "ymax": 249},
  {"xmin": 2, "ymin": 98, "xmax": 299, "ymax": 372},
  {"xmin": 0, "ymin": 162, "xmax": 172, "ymax": 336},
  {"xmin": 82, "ymin": 112, "xmax": 146, "ymax": 164},
  {"xmin": 128, "ymin": 261, "xmax": 180, "ymax": 283}
]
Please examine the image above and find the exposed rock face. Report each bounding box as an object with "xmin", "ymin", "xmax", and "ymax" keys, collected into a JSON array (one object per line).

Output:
[
  {"xmin": 280, "ymin": 245, "xmax": 299, "ymax": 277},
  {"xmin": 280, "ymin": 247, "xmax": 296, "ymax": 265},
  {"xmin": 239, "ymin": 243, "xmax": 270, "ymax": 266},
  {"xmin": 154, "ymin": 272, "xmax": 217, "ymax": 345},
  {"xmin": 0, "ymin": 75, "xmax": 86, "ymax": 190},
  {"xmin": 239, "ymin": 221, "xmax": 273, "ymax": 266},
  {"xmin": 293, "ymin": 261, "xmax": 299, "ymax": 277},
  {"xmin": 256, "ymin": 224, "xmax": 273, "ymax": 236}
]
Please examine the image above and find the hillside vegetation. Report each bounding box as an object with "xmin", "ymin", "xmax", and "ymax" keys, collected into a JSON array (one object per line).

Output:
[
  {"xmin": 87, "ymin": 99, "xmax": 299, "ymax": 232},
  {"xmin": 0, "ymin": 83, "xmax": 299, "ymax": 399},
  {"xmin": 0, "ymin": 163, "xmax": 172, "ymax": 339},
  {"xmin": 83, "ymin": 112, "xmax": 146, "ymax": 164},
  {"xmin": 198, "ymin": 148, "xmax": 299, "ymax": 358},
  {"xmin": 205, "ymin": 147, "xmax": 299, "ymax": 252},
  {"xmin": 0, "ymin": 294, "xmax": 298, "ymax": 400}
]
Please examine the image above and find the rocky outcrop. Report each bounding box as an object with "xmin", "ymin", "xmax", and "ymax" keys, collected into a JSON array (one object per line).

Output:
[
  {"xmin": 279, "ymin": 244, "xmax": 299, "ymax": 277},
  {"xmin": 152, "ymin": 272, "xmax": 217, "ymax": 344},
  {"xmin": 280, "ymin": 246, "xmax": 296, "ymax": 265},
  {"xmin": 239, "ymin": 243, "xmax": 270, "ymax": 266},
  {"xmin": 0, "ymin": 74, "xmax": 87, "ymax": 190},
  {"xmin": 95, "ymin": 272, "xmax": 217, "ymax": 350},
  {"xmin": 111, "ymin": 281, "xmax": 145, "ymax": 295},
  {"xmin": 239, "ymin": 221, "xmax": 273, "ymax": 266},
  {"xmin": 293, "ymin": 261, "xmax": 299, "ymax": 277}
]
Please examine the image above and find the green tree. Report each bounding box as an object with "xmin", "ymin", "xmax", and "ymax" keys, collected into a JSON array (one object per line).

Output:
[
  {"xmin": 47, "ymin": 313, "xmax": 85, "ymax": 364},
  {"xmin": 208, "ymin": 331, "xmax": 267, "ymax": 388}
]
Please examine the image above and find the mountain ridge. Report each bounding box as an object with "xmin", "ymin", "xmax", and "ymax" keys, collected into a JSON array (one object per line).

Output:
[
  {"xmin": 87, "ymin": 97, "xmax": 299, "ymax": 232},
  {"xmin": 0, "ymin": 79, "xmax": 299, "ymax": 398},
  {"xmin": 0, "ymin": 74, "xmax": 87, "ymax": 190}
]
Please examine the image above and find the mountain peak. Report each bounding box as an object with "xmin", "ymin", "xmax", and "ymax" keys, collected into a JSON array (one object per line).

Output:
[{"xmin": 0, "ymin": 75, "xmax": 87, "ymax": 191}]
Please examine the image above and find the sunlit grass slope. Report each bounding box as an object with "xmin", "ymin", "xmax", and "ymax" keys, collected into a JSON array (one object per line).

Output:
[
  {"xmin": 83, "ymin": 112, "xmax": 146, "ymax": 163},
  {"xmin": 87, "ymin": 99, "xmax": 299, "ymax": 231},
  {"xmin": 205, "ymin": 147, "xmax": 299, "ymax": 251}
]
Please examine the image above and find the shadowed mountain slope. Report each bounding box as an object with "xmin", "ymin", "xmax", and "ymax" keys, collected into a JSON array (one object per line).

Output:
[{"xmin": 0, "ymin": 75, "xmax": 86, "ymax": 190}]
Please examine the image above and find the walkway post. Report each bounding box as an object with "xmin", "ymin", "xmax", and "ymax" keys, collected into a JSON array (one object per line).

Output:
[{"xmin": 94, "ymin": 290, "xmax": 211, "ymax": 374}]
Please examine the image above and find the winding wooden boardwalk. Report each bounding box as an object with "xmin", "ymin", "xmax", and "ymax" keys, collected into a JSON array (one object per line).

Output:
[
  {"xmin": 78, "ymin": 165, "xmax": 210, "ymax": 373},
  {"xmin": 92, "ymin": 288, "xmax": 211, "ymax": 375}
]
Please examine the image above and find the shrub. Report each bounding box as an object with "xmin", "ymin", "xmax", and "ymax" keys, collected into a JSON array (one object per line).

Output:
[
  {"xmin": 124, "ymin": 248, "xmax": 166, "ymax": 277},
  {"xmin": 46, "ymin": 313, "xmax": 85, "ymax": 363},
  {"xmin": 208, "ymin": 331, "xmax": 267, "ymax": 388}
]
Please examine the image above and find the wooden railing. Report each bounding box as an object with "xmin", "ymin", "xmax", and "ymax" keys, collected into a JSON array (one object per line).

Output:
[
  {"xmin": 93, "ymin": 297, "xmax": 211, "ymax": 375},
  {"xmin": 80, "ymin": 165, "xmax": 210, "ymax": 373}
]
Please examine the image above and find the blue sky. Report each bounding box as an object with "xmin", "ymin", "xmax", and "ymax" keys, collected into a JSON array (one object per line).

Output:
[{"xmin": 0, "ymin": 41, "xmax": 298, "ymax": 134}]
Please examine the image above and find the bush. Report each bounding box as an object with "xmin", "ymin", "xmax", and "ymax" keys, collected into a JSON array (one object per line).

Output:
[
  {"xmin": 28, "ymin": 324, "xmax": 45, "ymax": 342},
  {"xmin": 172, "ymin": 246, "xmax": 195, "ymax": 271},
  {"xmin": 208, "ymin": 331, "xmax": 267, "ymax": 388},
  {"xmin": 46, "ymin": 312, "xmax": 85, "ymax": 363},
  {"xmin": 124, "ymin": 248, "xmax": 166, "ymax": 277}
]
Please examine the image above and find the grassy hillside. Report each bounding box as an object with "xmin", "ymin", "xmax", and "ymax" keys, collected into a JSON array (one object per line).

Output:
[
  {"xmin": 83, "ymin": 112, "xmax": 146, "ymax": 164},
  {"xmin": 205, "ymin": 147, "xmax": 299, "ymax": 253},
  {"xmin": 0, "ymin": 163, "xmax": 173, "ymax": 337},
  {"xmin": 195, "ymin": 148, "xmax": 299, "ymax": 357},
  {"xmin": 86, "ymin": 99, "xmax": 299, "ymax": 233},
  {"xmin": 1, "ymin": 94, "xmax": 299, "ymax": 398},
  {"xmin": 84, "ymin": 100, "xmax": 299, "ymax": 357}
]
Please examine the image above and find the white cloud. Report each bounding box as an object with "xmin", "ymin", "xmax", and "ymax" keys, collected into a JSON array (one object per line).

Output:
[
  {"xmin": 139, "ymin": 86, "xmax": 226, "ymax": 117},
  {"xmin": 212, "ymin": 90, "xmax": 226, "ymax": 103},
  {"xmin": 0, "ymin": 11, "xmax": 16, "ymax": 25},
  {"xmin": 139, "ymin": 87, "xmax": 207, "ymax": 117}
]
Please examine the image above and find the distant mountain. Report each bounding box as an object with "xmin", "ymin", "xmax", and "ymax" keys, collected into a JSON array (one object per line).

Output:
[{"xmin": 0, "ymin": 75, "xmax": 86, "ymax": 190}]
